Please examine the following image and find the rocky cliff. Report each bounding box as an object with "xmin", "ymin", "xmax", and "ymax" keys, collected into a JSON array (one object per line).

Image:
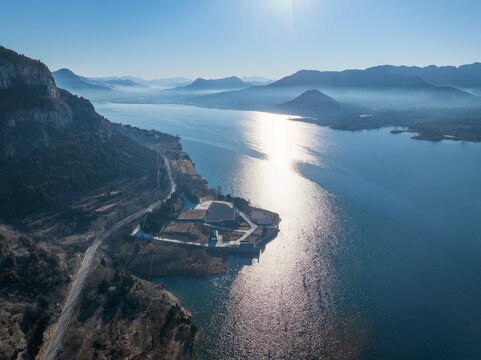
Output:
[{"xmin": 0, "ymin": 47, "xmax": 164, "ymax": 218}]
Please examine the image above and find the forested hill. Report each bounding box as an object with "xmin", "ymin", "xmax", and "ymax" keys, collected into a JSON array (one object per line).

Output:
[{"xmin": 0, "ymin": 46, "xmax": 166, "ymax": 218}]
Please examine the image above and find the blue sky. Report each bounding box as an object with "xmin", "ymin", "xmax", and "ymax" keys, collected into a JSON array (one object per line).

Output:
[{"xmin": 1, "ymin": 0, "xmax": 481, "ymax": 79}]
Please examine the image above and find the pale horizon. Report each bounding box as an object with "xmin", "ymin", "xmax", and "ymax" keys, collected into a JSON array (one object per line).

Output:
[
  {"xmin": 2, "ymin": 0, "xmax": 481, "ymax": 80},
  {"xmin": 42, "ymin": 60, "xmax": 481, "ymax": 82}
]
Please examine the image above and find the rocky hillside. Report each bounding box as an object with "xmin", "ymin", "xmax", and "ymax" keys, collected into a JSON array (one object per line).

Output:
[
  {"xmin": 55, "ymin": 257, "xmax": 196, "ymax": 360},
  {"xmin": 0, "ymin": 224, "xmax": 197, "ymax": 360},
  {"xmin": 0, "ymin": 225, "xmax": 69, "ymax": 360},
  {"xmin": 0, "ymin": 47, "xmax": 166, "ymax": 218}
]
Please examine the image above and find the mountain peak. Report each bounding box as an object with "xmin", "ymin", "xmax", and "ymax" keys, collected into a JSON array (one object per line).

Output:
[
  {"xmin": 298, "ymin": 89, "xmax": 333, "ymax": 98},
  {"xmin": 54, "ymin": 68, "xmax": 76, "ymax": 75},
  {"xmin": 52, "ymin": 68, "xmax": 111, "ymax": 91},
  {"xmin": 0, "ymin": 47, "xmax": 57, "ymax": 97},
  {"xmin": 270, "ymin": 68, "xmax": 432, "ymax": 89},
  {"xmin": 276, "ymin": 89, "xmax": 341, "ymax": 117},
  {"xmin": 181, "ymin": 76, "xmax": 249, "ymax": 90}
]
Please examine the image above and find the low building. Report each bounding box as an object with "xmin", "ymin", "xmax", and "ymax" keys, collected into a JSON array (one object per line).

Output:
[
  {"xmin": 204, "ymin": 202, "xmax": 236, "ymax": 227},
  {"xmin": 177, "ymin": 209, "xmax": 207, "ymax": 222},
  {"xmin": 162, "ymin": 221, "xmax": 195, "ymax": 238}
]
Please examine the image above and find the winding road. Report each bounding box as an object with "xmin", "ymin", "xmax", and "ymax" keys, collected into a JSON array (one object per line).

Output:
[{"xmin": 43, "ymin": 153, "xmax": 175, "ymax": 360}]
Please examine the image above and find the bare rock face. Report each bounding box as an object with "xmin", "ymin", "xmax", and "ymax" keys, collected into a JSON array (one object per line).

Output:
[
  {"xmin": 0, "ymin": 47, "xmax": 112, "ymax": 162},
  {"xmin": 0, "ymin": 46, "xmax": 57, "ymax": 96},
  {"xmin": 0, "ymin": 61, "xmax": 14, "ymax": 89}
]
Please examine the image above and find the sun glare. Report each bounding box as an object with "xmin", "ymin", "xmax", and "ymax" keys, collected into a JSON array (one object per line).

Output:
[
  {"xmin": 275, "ymin": 0, "xmax": 291, "ymax": 12},
  {"xmin": 249, "ymin": 111, "xmax": 308, "ymax": 171}
]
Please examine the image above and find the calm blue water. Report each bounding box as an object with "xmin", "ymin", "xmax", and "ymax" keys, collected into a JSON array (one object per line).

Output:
[{"xmin": 97, "ymin": 103, "xmax": 481, "ymax": 360}]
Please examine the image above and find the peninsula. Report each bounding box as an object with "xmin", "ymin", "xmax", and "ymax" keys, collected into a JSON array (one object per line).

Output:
[
  {"xmin": 113, "ymin": 123, "xmax": 280, "ymax": 256},
  {"xmin": 0, "ymin": 46, "xmax": 279, "ymax": 359}
]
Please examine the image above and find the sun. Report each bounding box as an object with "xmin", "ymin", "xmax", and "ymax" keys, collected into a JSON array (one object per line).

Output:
[
  {"xmin": 273, "ymin": 0, "xmax": 295, "ymax": 29},
  {"xmin": 275, "ymin": 0, "xmax": 293, "ymax": 13}
]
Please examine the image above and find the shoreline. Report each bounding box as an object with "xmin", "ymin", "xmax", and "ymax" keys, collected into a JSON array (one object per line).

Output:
[
  {"xmin": 109, "ymin": 122, "xmax": 280, "ymax": 279},
  {"xmin": 107, "ymin": 101, "xmax": 481, "ymax": 143}
]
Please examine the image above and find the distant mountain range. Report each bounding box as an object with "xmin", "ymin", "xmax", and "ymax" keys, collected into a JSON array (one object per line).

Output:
[
  {"xmin": 103, "ymin": 78, "xmax": 147, "ymax": 87},
  {"xmin": 269, "ymin": 63, "xmax": 481, "ymax": 90},
  {"xmin": 52, "ymin": 69, "xmax": 193, "ymax": 94},
  {"xmin": 50, "ymin": 62, "xmax": 481, "ymax": 137},
  {"xmin": 53, "ymin": 68, "xmax": 112, "ymax": 91},
  {"xmin": 95, "ymin": 76, "xmax": 192, "ymax": 88},
  {"xmin": 268, "ymin": 69, "xmax": 433, "ymax": 89},
  {"xmin": 52, "ymin": 69, "xmax": 275, "ymax": 93},
  {"xmin": 366, "ymin": 63, "xmax": 481, "ymax": 89},
  {"xmin": 51, "ymin": 69, "xmax": 271, "ymax": 99},
  {"xmin": 177, "ymin": 76, "xmax": 251, "ymax": 91},
  {"xmin": 189, "ymin": 65, "xmax": 478, "ymax": 111},
  {"xmin": 144, "ymin": 77, "xmax": 192, "ymax": 88},
  {"xmin": 241, "ymin": 76, "xmax": 273, "ymax": 85},
  {"xmin": 0, "ymin": 47, "xmax": 166, "ymax": 218},
  {"xmin": 52, "ymin": 70, "xmax": 273, "ymax": 94}
]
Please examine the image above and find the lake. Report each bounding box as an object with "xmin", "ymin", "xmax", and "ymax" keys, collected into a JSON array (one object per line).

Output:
[{"xmin": 97, "ymin": 102, "xmax": 481, "ymax": 360}]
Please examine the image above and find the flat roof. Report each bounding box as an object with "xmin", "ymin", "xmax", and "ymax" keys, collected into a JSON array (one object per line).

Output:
[
  {"xmin": 204, "ymin": 202, "xmax": 235, "ymax": 223},
  {"xmin": 162, "ymin": 221, "xmax": 195, "ymax": 234},
  {"xmin": 178, "ymin": 209, "xmax": 207, "ymax": 221}
]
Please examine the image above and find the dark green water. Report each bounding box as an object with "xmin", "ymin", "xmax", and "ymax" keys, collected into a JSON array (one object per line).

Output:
[{"xmin": 98, "ymin": 103, "xmax": 481, "ymax": 359}]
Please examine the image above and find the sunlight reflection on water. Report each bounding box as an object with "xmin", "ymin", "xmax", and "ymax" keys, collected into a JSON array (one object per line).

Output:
[
  {"xmin": 204, "ymin": 112, "xmax": 368, "ymax": 359},
  {"xmin": 96, "ymin": 103, "xmax": 481, "ymax": 360},
  {"xmin": 97, "ymin": 105, "xmax": 370, "ymax": 359}
]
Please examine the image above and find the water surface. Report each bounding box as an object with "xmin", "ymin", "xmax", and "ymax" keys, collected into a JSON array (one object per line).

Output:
[{"xmin": 97, "ymin": 103, "xmax": 481, "ymax": 360}]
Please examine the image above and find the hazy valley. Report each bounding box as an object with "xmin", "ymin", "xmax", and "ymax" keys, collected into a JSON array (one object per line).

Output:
[{"xmin": 52, "ymin": 63, "xmax": 481, "ymax": 143}]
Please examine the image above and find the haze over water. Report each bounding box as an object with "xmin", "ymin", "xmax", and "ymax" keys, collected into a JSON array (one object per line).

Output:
[{"xmin": 98, "ymin": 103, "xmax": 481, "ymax": 359}]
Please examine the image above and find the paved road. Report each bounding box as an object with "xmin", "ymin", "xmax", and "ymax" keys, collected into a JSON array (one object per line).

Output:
[{"xmin": 43, "ymin": 153, "xmax": 175, "ymax": 360}]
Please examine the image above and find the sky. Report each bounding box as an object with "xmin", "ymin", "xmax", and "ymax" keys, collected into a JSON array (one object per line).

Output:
[{"xmin": 1, "ymin": 0, "xmax": 481, "ymax": 80}]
